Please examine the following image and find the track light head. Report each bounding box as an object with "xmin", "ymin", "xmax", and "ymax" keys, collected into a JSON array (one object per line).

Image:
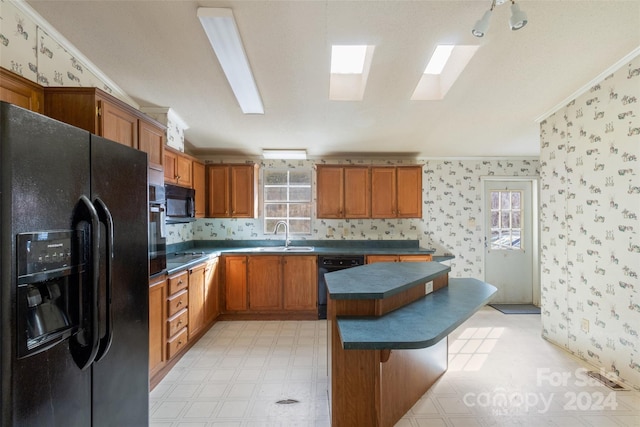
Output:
[
  {"xmin": 472, "ymin": 10, "xmax": 493, "ymax": 38},
  {"xmin": 472, "ymin": 0, "xmax": 527, "ymax": 37},
  {"xmin": 509, "ymin": 2, "xmax": 528, "ymax": 30}
]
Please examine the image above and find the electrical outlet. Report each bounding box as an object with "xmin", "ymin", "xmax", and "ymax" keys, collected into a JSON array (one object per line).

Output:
[{"xmin": 581, "ymin": 318, "xmax": 589, "ymax": 333}]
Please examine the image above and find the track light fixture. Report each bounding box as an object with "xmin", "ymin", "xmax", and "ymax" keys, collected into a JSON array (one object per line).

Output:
[{"xmin": 472, "ymin": 0, "xmax": 528, "ymax": 38}]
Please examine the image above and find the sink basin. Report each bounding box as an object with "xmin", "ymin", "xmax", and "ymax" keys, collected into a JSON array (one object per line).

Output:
[{"xmin": 253, "ymin": 246, "xmax": 314, "ymax": 252}]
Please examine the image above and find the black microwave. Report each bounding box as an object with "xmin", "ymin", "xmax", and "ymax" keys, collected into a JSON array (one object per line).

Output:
[{"xmin": 165, "ymin": 184, "xmax": 195, "ymax": 223}]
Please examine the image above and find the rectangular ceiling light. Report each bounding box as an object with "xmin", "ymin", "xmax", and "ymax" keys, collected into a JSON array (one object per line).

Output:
[
  {"xmin": 330, "ymin": 45, "xmax": 375, "ymax": 101},
  {"xmin": 197, "ymin": 8, "xmax": 264, "ymax": 114},
  {"xmin": 262, "ymin": 149, "xmax": 307, "ymax": 160},
  {"xmin": 411, "ymin": 45, "xmax": 479, "ymax": 101}
]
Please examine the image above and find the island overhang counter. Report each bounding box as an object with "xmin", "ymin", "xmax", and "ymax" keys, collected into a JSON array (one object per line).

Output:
[{"xmin": 325, "ymin": 262, "xmax": 497, "ymax": 427}]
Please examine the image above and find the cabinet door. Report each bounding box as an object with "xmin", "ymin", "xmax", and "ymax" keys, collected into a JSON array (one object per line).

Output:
[
  {"xmin": 248, "ymin": 256, "xmax": 282, "ymax": 310},
  {"xmin": 149, "ymin": 276, "xmax": 167, "ymax": 376},
  {"xmin": 397, "ymin": 166, "xmax": 422, "ymax": 218},
  {"xmin": 207, "ymin": 165, "xmax": 230, "ymax": 217},
  {"xmin": 230, "ymin": 165, "xmax": 255, "ymax": 217},
  {"xmin": 176, "ymin": 155, "xmax": 193, "ymax": 188},
  {"xmin": 193, "ymin": 161, "xmax": 206, "ymax": 218},
  {"xmin": 316, "ymin": 166, "xmax": 344, "ymax": 218},
  {"xmin": 164, "ymin": 150, "xmax": 178, "ymax": 184},
  {"xmin": 99, "ymin": 100, "xmax": 138, "ymax": 148},
  {"xmin": 188, "ymin": 264, "xmax": 206, "ymax": 339},
  {"xmin": 344, "ymin": 167, "xmax": 370, "ymax": 218},
  {"xmin": 0, "ymin": 68, "xmax": 44, "ymax": 113},
  {"xmin": 398, "ymin": 255, "xmax": 432, "ymax": 262},
  {"xmin": 283, "ymin": 256, "xmax": 317, "ymax": 311},
  {"xmin": 366, "ymin": 255, "xmax": 399, "ymax": 264},
  {"xmin": 225, "ymin": 256, "xmax": 247, "ymax": 311},
  {"xmin": 371, "ymin": 167, "xmax": 397, "ymax": 218},
  {"xmin": 204, "ymin": 258, "xmax": 220, "ymax": 323},
  {"xmin": 139, "ymin": 120, "xmax": 164, "ymax": 171}
]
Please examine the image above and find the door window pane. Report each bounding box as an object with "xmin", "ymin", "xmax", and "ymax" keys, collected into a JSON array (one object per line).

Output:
[{"xmin": 490, "ymin": 190, "xmax": 523, "ymax": 250}]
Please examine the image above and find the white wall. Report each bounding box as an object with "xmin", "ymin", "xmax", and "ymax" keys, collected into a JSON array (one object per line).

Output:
[{"xmin": 539, "ymin": 52, "xmax": 640, "ymax": 389}]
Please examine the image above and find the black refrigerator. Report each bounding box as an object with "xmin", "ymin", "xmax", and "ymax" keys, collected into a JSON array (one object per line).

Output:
[{"xmin": 0, "ymin": 102, "xmax": 149, "ymax": 426}]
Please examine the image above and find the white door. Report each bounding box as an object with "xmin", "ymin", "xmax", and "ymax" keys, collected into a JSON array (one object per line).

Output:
[{"xmin": 484, "ymin": 179, "xmax": 535, "ymax": 304}]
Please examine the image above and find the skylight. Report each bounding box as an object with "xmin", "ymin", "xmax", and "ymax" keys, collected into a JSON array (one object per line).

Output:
[
  {"xmin": 411, "ymin": 45, "xmax": 479, "ymax": 101},
  {"xmin": 329, "ymin": 44, "xmax": 375, "ymax": 101},
  {"xmin": 331, "ymin": 45, "xmax": 367, "ymax": 74},
  {"xmin": 424, "ymin": 45, "xmax": 454, "ymax": 75}
]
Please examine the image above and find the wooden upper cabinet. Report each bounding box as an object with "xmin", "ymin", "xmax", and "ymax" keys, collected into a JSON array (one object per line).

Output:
[
  {"xmin": 139, "ymin": 120, "xmax": 165, "ymax": 170},
  {"xmin": 164, "ymin": 150, "xmax": 178, "ymax": 184},
  {"xmin": 371, "ymin": 165, "xmax": 423, "ymax": 218},
  {"xmin": 371, "ymin": 167, "xmax": 397, "ymax": 218},
  {"xmin": 396, "ymin": 166, "xmax": 422, "ymax": 218},
  {"xmin": 316, "ymin": 165, "xmax": 369, "ymax": 219},
  {"xmin": 344, "ymin": 167, "xmax": 370, "ymax": 218},
  {"xmin": 230, "ymin": 165, "xmax": 256, "ymax": 217},
  {"xmin": 316, "ymin": 166, "xmax": 344, "ymax": 218},
  {"xmin": 99, "ymin": 100, "xmax": 138, "ymax": 148},
  {"xmin": 0, "ymin": 67, "xmax": 44, "ymax": 113},
  {"xmin": 164, "ymin": 147, "xmax": 193, "ymax": 188},
  {"xmin": 207, "ymin": 165, "xmax": 230, "ymax": 217},
  {"xmin": 43, "ymin": 86, "xmax": 165, "ymax": 153},
  {"xmin": 207, "ymin": 164, "xmax": 257, "ymax": 218},
  {"xmin": 192, "ymin": 161, "xmax": 206, "ymax": 218}
]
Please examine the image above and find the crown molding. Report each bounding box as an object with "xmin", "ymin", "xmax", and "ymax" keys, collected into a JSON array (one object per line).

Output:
[
  {"xmin": 11, "ymin": 0, "xmax": 139, "ymax": 109},
  {"xmin": 535, "ymin": 45, "xmax": 640, "ymax": 123}
]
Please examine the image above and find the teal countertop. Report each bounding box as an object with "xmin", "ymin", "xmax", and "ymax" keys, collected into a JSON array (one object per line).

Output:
[
  {"xmin": 325, "ymin": 261, "xmax": 451, "ymax": 300},
  {"xmin": 161, "ymin": 240, "xmax": 441, "ymax": 276},
  {"xmin": 337, "ymin": 278, "xmax": 497, "ymax": 350}
]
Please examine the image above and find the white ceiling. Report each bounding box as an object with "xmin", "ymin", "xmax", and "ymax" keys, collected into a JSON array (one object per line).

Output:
[{"xmin": 27, "ymin": 0, "xmax": 640, "ymax": 159}]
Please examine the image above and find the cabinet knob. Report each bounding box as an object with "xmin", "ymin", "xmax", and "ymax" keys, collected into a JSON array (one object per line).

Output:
[
  {"xmin": 177, "ymin": 300, "xmax": 183, "ymax": 306},
  {"xmin": 177, "ymin": 320, "xmax": 183, "ymax": 326},
  {"xmin": 178, "ymin": 279, "xmax": 183, "ymax": 285}
]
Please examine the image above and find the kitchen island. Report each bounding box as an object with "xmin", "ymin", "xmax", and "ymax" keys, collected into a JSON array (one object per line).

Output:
[{"xmin": 325, "ymin": 262, "xmax": 496, "ymax": 427}]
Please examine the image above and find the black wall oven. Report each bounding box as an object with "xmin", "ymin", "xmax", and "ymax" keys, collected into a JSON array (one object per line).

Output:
[
  {"xmin": 317, "ymin": 255, "xmax": 364, "ymax": 319},
  {"xmin": 149, "ymin": 185, "xmax": 166, "ymax": 275}
]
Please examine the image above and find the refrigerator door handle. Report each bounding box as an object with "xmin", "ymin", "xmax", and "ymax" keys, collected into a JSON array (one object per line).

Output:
[
  {"xmin": 70, "ymin": 195, "xmax": 101, "ymax": 370},
  {"xmin": 94, "ymin": 197, "xmax": 114, "ymax": 362}
]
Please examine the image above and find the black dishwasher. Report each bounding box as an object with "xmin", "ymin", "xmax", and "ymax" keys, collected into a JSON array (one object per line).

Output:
[{"xmin": 317, "ymin": 255, "xmax": 365, "ymax": 319}]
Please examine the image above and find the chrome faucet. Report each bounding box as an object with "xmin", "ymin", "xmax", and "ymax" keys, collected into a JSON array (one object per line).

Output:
[{"xmin": 274, "ymin": 221, "xmax": 290, "ymax": 247}]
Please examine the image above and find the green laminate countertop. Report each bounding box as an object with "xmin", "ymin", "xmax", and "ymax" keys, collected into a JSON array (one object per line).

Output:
[
  {"xmin": 160, "ymin": 240, "xmax": 441, "ymax": 276},
  {"xmin": 336, "ymin": 278, "xmax": 497, "ymax": 350},
  {"xmin": 325, "ymin": 261, "xmax": 451, "ymax": 300}
]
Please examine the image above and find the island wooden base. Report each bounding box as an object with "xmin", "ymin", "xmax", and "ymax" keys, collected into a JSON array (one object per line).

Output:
[
  {"xmin": 330, "ymin": 332, "xmax": 447, "ymax": 427},
  {"xmin": 328, "ymin": 279, "xmax": 449, "ymax": 427}
]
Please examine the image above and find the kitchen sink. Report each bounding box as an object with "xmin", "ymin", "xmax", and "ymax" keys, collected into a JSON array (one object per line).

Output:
[{"xmin": 252, "ymin": 246, "xmax": 315, "ymax": 252}]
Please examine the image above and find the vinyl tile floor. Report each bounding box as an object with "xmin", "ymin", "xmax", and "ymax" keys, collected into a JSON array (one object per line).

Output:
[{"xmin": 149, "ymin": 307, "xmax": 640, "ymax": 426}]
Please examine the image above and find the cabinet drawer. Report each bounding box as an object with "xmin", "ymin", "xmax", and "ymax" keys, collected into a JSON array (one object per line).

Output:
[
  {"xmin": 168, "ymin": 271, "xmax": 188, "ymax": 294},
  {"xmin": 167, "ymin": 289, "xmax": 188, "ymax": 317},
  {"xmin": 167, "ymin": 327, "xmax": 188, "ymax": 359},
  {"xmin": 167, "ymin": 308, "xmax": 188, "ymax": 338}
]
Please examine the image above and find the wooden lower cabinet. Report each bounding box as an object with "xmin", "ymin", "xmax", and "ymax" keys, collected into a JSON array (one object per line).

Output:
[
  {"xmin": 283, "ymin": 256, "xmax": 317, "ymax": 310},
  {"xmin": 188, "ymin": 264, "xmax": 206, "ymax": 339},
  {"xmin": 248, "ymin": 256, "xmax": 283, "ymax": 310},
  {"xmin": 150, "ymin": 260, "xmax": 221, "ymax": 389},
  {"xmin": 149, "ymin": 275, "xmax": 167, "ymax": 377},
  {"xmin": 223, "ymin": 255, "xmax": 317, "ymax": 314},
  {"xmin": 225, "ymin": 256, "xmax": 248, "ymax": 311},
  {"xmin": 204, "ymin": 258, "xmax": 220, "ymax": 323},
  {"xmin": 367, "ymin": 254, "xmax": 433, "ymax": 264}
]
